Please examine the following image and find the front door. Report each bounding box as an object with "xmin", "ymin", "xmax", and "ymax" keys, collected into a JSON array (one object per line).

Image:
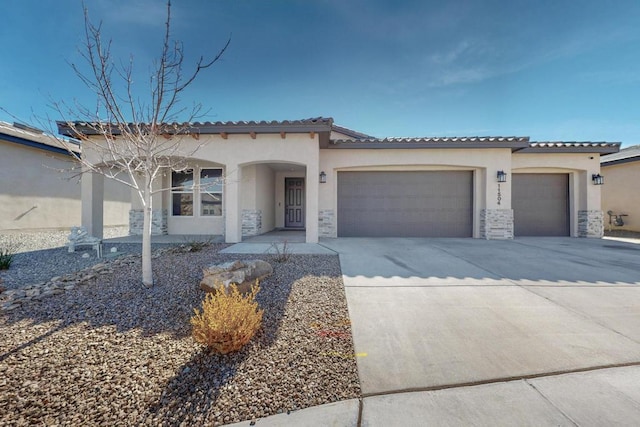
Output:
[{"xmin": 285, "ymin": 178, "xmax": 305, "ymax": 228}]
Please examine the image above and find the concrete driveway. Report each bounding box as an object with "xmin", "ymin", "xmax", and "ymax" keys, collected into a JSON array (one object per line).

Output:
[{"xmin": 320, "ymin": 237, "xmax": 640, "ymax": 424}]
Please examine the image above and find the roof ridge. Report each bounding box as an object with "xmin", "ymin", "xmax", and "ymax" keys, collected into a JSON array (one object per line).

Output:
[{"xmin": 331, "ymin": 124, "xmax": 374, "ymax": 139}]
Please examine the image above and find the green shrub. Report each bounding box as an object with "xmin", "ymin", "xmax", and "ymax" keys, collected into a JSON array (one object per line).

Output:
[
  {"xmin": 191, "ymin": 281, "xmax": 263, "ymax": 354},
  {"xmin": 0, "ymin": 244, "xmax": 18, "ymax": 270}
]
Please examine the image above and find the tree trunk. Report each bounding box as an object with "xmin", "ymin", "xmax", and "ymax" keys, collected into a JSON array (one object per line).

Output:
[{"xmin": 141, "ymin": 180, "xmax": 154, "ymax": 287}]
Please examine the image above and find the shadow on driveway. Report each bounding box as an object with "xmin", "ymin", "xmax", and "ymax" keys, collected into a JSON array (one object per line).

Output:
[{"xmin": 321, "ymin": 237, "xmax": 640, "ymax": 396}]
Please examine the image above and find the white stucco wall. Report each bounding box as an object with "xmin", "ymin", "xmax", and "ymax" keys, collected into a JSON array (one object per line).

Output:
[
  {"xmin": 512, "ymin": 153, "xmax": 601, "ymax": 209},
  {"xmin": 0, "ymin": 140, "xmax": 130, "ymax": 231},
  {"xmin": 189, "ymin": 133, "xmax": 319, "ymax": 242},
  {"xmin": 239, "ymin": 163, "xmax": 276, "ymax": 234},
  {"xmin": 84, "ymin": 132, "xmax": 319, "ymax": 240},
  {"xmin": 601, "ymin": 161, "xmax": 640, "ymax": 231},
  {"xmin": 319, "ymin": 147, "xmax": 512, "ymax": 238},
  {"xmin": 165, "ymin": 162, "xmax": 226, "ymax": 235},
  {"xmin": 512, "ymin": 153, "xmax": 602, "ymax": 237},
  {"xmin": 255, "ymin": 164, "xmax": 276, "ymax": 233}
]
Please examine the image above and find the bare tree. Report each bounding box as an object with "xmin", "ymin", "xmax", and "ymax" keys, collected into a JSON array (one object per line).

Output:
[{"xmin": 55, "ymin": 1, "xmax": 229, "ymax": 287}]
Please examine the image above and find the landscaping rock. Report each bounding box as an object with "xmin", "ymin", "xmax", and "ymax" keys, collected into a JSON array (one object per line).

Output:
[
  {"xmin": 200, "ymin": 259, "xmax": 273, "ymax": 294},
  {"xmin": 0, "ymin": 244, "xmax": 360, "ymax": 426}
]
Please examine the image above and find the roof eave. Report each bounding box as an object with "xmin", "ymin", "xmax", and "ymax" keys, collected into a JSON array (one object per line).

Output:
[
  {"xmin": 327, "ymin": 141, "xmax": 530, "ymax": 150},
  {"xmin": 57, "ymin": 119, "xmax": 334, "ymax": 137},
  {"xmin": 0, "ymin": 131, "xmax": 78, "ymax": 156},
  {"xmin": 331, "ymin": 124, "xmax": 375, "ymax": 139},
  {"xmin": 517, "ymin": 146, "xmax": 620, "ymax": 154},
  {"xmin": 601, "ymin": 156, "xmax": 640, "ymax": 166}
]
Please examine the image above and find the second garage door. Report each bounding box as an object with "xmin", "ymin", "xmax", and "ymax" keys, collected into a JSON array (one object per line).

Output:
[
  {"xmin": 337, "ymin": 171, "xmax": 473, "ymax": 237},
  {"xmin": 512, "ymin": 173, "xmax": 570, "ymax": 236}
]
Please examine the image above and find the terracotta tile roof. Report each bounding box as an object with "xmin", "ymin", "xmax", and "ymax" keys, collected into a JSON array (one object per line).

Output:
[{"xmin": 600, "ymin": 144, "xmax": 640, "ymax": 165}]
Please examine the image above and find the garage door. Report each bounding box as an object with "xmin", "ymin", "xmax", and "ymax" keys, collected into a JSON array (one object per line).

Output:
[
  {"xmin": 512, "ymin": 173, "xmax": 569, "ymax": 236},
  {"xmin": 337, "ymin": 171, "xmax": 473, "ymax": 237}
]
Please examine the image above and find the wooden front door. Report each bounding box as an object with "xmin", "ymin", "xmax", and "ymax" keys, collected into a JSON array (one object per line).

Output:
[{"xmin": 285, "ymin": 178, "xmax": 305, "ymax": 228}]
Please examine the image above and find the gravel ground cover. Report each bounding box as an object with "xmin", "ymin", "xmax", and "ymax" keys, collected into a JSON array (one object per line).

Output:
[
  {"xmin": 0, "ymin": 244, "xmax": 361, "ymax": 426},
  {"xmin": 0, "ymin": 243, "xmax": 171, "ymax": 291},
  {"xmin": 0, "ymin": 227, "xmax": 171, "ymax": 290},
  {"xmin": 0, "ymin": 226, "xmax": 130, "ymax": 253}
]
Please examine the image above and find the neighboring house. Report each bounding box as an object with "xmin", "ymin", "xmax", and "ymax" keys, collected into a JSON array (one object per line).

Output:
[
  {"xmin": 600, "ymin": 145, "xmax": 640, "ymax": 232},
  {"xmin": 57, "ymin": 117, "xmax": 619, "ymax": 242},
  {"xmin": 0, "ymin": 121, "xmax": 130, "ymax": 232}
]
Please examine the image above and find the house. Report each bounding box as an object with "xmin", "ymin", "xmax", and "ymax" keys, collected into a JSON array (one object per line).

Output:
[
  {"xmin": 0, "ymin": 121, "xmax": 130, "ymax": 232},
  {"xmin": 600, "ymin": 145, "xmax": 640, "ymax": 232},
  {"xmin": 57, "ymin": 117, "xmax": 619, "ymax": 242}
]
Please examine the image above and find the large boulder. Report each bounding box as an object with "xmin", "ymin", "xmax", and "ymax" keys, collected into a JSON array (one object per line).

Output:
[{"xmin": 200, "ymin": 259, "xmax": 273, "ymax": 294}]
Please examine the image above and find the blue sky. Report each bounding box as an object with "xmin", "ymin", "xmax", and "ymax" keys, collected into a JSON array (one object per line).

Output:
[{"xmin": 1, "ymin": 0, "xmax": 640, "ymax": 145}]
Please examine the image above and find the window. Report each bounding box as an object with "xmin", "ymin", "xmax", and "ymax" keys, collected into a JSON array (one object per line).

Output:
[
  {"xmin": 172, "ymin": 171, "xmax": 194, "ymax": 216},
  {"xmin": 200, "ymin": 169, "xmax": 223, "ymax": 216},
  {"xmin": 171, "ymin": 168, "xmax": 223, "ymax": 217}
]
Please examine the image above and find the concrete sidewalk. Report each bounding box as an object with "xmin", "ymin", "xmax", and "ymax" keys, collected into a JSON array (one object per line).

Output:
[
  {"xmin": 229, "ymin": 365, "xmax": 640, "ymax": 426},
  {"xmin": 227, "ymin": 237, "xmax": 640, "ymax": 425}
]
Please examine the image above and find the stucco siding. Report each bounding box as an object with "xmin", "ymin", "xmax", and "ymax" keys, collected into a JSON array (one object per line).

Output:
[
  {"xmin": 512, "ymin": 153, "xmax": 603, "ymax": 237},
  {"xmin": 165, "ymin": 162, "xmax": 226, "ymax": 235},
  {"xmin": 319, "ymin": 147, "xmax": 512, "ymax": 238},
  {"xmin": 601, "ymin": 161, "xmax": 640, "ymax": 231},
  {"xmin": 255, "ymin": 164, "xmax": 275, "ymax": 233},
  {"xmin": 0, "ymin": 140, "xmax": 129, "ymax": 231}
]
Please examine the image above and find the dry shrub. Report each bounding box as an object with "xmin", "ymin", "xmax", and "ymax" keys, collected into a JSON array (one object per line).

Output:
[{"xmin": 191, "ymin": 281, "xmax": 264, "ymax": 354}]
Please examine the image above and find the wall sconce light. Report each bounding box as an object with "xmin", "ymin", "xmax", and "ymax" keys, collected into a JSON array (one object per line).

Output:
[
  {"xmin": 497, "ymin": 170, "xmax": 507, "ymax": 183},
  {"xmin": 592, "ymin": 174, "xmax": 604, "ymax": 185},
  {"xmin": 319, "ymin": 171, "xmax": 327, "ymax": 183}
]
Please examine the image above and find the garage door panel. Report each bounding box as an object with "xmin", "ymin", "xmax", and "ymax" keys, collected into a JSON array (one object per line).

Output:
[
  {"xmin": 512, "ymin": 173, "xmax": 569, "ymax": 236},
  {"xmin": 337, "ymin": 171, "xmax": 473, "ymax": 237}
]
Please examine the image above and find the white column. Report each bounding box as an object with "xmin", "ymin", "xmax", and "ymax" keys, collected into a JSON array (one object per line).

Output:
[
  {"xmin": 305, "ymin": 162, "xmax": 319, "ymax": 243},
  {"xmin": 81, "ymin": 170, "xmax": 104, "ymax": 239},
  {"xmin": 225, "ymin": 164, "xmax": 242, "ymax": 243}
]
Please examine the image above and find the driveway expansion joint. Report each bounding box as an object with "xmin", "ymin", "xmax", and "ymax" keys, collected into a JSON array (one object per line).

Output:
[
  {"xmin": 360, "ymin": 360, "xmax": 640, "ymax": 399},
  {"xmin": 524, "ymin": 380, "xmax": 580, "ymax": 426}
]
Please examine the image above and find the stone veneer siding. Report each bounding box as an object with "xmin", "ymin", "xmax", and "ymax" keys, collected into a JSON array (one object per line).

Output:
[
  {"xmin": 578, "ymin": 210, "xmax": 604, "ymax": 238},
  {"xmin": 318, "ymin": 209, "xmax": 336, "ymax": 238},
  {"xmin": 129, "ymin": 209, "xmax": 168, "ymax": 235},
  {"xmin": 241, "ymin": 209, "xmax": 262, "ymax": 237},
  {"xmin": 480, "ymin": 209, "xmax": 514, "ymax": 240}
]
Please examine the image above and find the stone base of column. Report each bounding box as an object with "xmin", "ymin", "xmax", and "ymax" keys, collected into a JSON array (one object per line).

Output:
[
  {"xmin": 480, "ymin": 209, "xmax": 514, "ymax": 240},
  {"xmin": 129, "ymin": 209, "xmax": 168, "ymax": 235},
  {"xmin": 318, "ymin": 209, "xmax": 336, "ymax": 238},
  {"xmin": 578, "ymin": 210, "xmax": 604, "ymax": 238},
  {"xmin": 241, "ymin": 209, "xmax": 262, "ymax": 237}
]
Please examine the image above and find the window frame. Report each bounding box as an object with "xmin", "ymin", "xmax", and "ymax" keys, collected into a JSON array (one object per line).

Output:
[
  {"xmin": 170, "ymin": 167, "xmax": 223, "ymax": 218},
  {"xmin": 200, "ymin": 168, "xmax": 223, "ymax": 217}
]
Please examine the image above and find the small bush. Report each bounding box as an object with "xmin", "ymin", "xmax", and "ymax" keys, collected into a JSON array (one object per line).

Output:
[
  {"xmin": 270, "ymin": 240, "xmax": 292, "ymax": 263},
  {"xmin": 179, "ymin": 236, "xmax": 212, "ymax": 252},
  {"xmin": 191, "ymin": 281, "xmax": 264, "ymax": 354},
  {"xmin": 0, "ymin": 243, "xmax": 18, "ymax": 270}
]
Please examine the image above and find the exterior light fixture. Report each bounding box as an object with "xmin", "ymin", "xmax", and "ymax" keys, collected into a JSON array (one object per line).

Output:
[
  {"xmin": 497, "ymin": 170, "xmax": 507, "ymax": 183},
  {"xmin": 592, "ymin": 174, "xmax": 604, "ymax": 185},
  {"xmin": 319, "ymin": 171, "xmax": 327, "ymax": 183}
]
